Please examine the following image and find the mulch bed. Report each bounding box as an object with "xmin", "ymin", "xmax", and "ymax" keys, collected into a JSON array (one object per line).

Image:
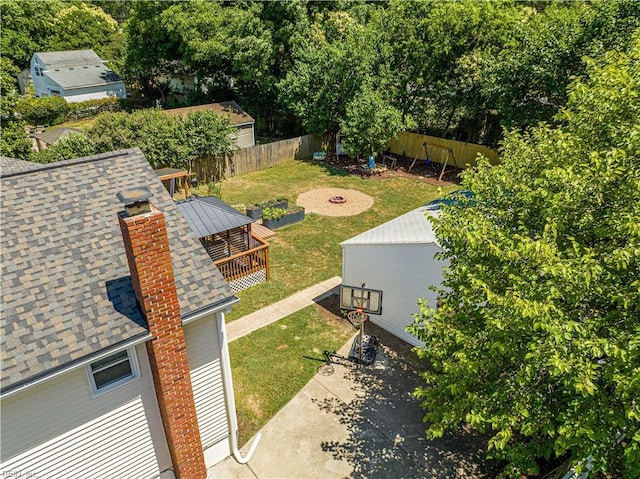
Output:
[{"xmin": 320, "ymin": 153, "xmax": 462, "ymax": 186}]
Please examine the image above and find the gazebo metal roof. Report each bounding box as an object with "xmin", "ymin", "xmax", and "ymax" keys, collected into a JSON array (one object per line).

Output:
[{"xmin": 176, "ymin": 196, "xmax": 254, "ymax": 238}]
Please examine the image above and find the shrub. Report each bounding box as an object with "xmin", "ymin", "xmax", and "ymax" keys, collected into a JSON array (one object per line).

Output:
[
  {"xmin": 66, "ymin": 97, "xmax": 122, "ymax": 120},
  {"xmin": 16, "ymin": 95, "xmax": 68, "ymax": 126}
]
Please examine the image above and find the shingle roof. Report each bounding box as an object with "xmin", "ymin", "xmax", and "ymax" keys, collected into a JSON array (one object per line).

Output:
[
  {"xmin": 31, "ymin": 127, "xmax": 84, "ymax": 146},
  {"xmin": 36, "ymin": 50, "xmax": 102, "ymax": 68},
  {"xmin": 165, "ymin": 101, "xmax": 255, "ymax": 125},
  {"xmin": 1, "ymin": 157, "xmax": 44, "ymax": 175},
  {"xmin": 340, "ymin": 205, "xmax": 440, "ymax": 246},
  {"xmin": 176, "ymin": 196, "xmax": 254, "ymax": 238},
  {"xmin": 45, "ymin": 64, "xmax": 123, "ymax": 90},
  {"xmin": 1, "ymin": 149, "xmax": 234, "ymax": 394}
]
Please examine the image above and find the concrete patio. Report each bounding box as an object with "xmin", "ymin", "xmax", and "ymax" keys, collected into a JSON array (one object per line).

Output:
[{"xmin": 209, "ymin": 322, "xmax": 488, "ymax": 478}]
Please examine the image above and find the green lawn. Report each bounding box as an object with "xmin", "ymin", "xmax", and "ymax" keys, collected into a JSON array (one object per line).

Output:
[
  {"xmin": 229, "ymin": 303, "xmax": 355, "ymax": 446},
  {"xmin": 209, "ymin": 159, "xmax": 455, "ymax": 321},
  {"xmin": 209, "ymin": 158, "xmax": 455, "ymax": 445}
]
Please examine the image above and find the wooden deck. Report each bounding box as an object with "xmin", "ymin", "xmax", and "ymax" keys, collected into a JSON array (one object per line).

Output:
[
  {"xmin": 214, "ymin": 234, "xmax": 270, "ymax": 286},
  {"xmin": 252, "ymin": 222, "xmax": 276, "ymax": 240}
]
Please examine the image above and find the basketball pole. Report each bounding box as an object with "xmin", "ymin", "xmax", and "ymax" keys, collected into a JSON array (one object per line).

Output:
[{"xmin": 356, "ymin": 308, "xmax": 368, "ymax": 365}]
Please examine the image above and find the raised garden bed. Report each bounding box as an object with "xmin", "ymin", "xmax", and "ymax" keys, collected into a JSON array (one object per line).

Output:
[
  {"xmin": 246, "ymin": 198, "xmax": 288, "ymax": 219},
  {"xmin": 262, "ymin": 206, "xmax": 305, "ymax": 230}
]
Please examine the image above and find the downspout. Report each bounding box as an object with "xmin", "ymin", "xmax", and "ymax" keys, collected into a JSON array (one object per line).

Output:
[{"xmin": 216, "ymin": 312, "xmax": 262, "ymax": 463}]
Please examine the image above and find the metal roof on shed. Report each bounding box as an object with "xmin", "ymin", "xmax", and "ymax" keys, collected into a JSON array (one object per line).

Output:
[
  {"xmin": 176, "ymin": 196, "xmax": 254, "ymax": 238},
  {"xmin": 341, "ymin": 204, "xmax": 440, "ymax": 246}
]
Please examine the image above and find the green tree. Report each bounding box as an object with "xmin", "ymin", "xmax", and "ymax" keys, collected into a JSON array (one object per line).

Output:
[
  {"xmin": 280, "ymin": 7, "xmax": 397, "ymax": 139},
  {"xmin": 49, "ymin": 2, "xmax": 125, "ymax": 72},
  {"xmin": 1, "ymin": 57, "xmax": 21, "ymax": 119},
  {"xmin": 184, "ymin": 110, "xmax": 237, "ymax": 159},
  {"xmin": 34, "ymin": 134, "xmax": 96, "ymax": 163},
  {"xmin": 383, "ymin": 0, "xmax": 521, "ymax": 144},
  {"xmin": 0, "ymin": 0, "xmax": 62, "ymax": 69},
  {"xmin": 409, "ymin": 35, "xmax": 640, "ymax": 477},
  {"xmin": 486, "ymin": 0, "xmax": 640, "ymax": 132},
  {"xmin": 86, "ymin": 108, "xmax": 237, "ymax": 171},
  {"xmin": 15, "ymin": 95, "xmax": 69, "ymax": 126},
  {"xmin": 160, "ymin": 1, "xmax": 274, "ymax": 109},
  {"xmin": 340, "ymin": 83, "xmax": 403, "ymax": 158},
  {"xmin": 183, "ymin": 110, "xmax": 238, "ymax": 179},
  {"xmin": 0, "ymin": 120, "xmax": 32, "ymax": 160},
  {"xmin": 87, "ymin": 109, "xmax": 186, "ymax": 168},
  {"xmin": 124, "ymin": 1, "xmax": 183, "ymax": 103},
  {"xmin": 0, "ymin": 57, "xmax": 31, "ymax": 160}
]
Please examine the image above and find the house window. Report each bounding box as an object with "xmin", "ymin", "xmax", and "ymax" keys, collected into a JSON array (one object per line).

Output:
[{"xmin": 86, "ymin": 348, "xmax": 139, "ymax": 396}]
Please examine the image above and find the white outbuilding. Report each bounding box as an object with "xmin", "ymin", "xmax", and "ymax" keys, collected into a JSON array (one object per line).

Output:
[
  {"xmin": 30, "ymin": 50, "xmax": 126, "ymax": 103},
  {"xmin": 340, "ymin": 202, "xmax": 446, "ymax": 346}
]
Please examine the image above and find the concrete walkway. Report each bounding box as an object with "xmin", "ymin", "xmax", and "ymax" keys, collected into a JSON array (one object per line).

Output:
[{"xmin": 226, "ymin": 276, "xmax": 342, "ymax": 342}]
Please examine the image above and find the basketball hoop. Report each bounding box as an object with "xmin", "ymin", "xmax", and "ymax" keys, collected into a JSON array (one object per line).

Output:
[{"xmin": 347, "ymin": 309, "xmax": 369, "ymax": 327}]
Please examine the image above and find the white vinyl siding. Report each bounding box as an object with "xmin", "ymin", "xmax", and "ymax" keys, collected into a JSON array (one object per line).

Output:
[
  {"xmin": 0, "ymin": 343, "xmax": 171, "ymax": 479},
  {"xmin": 184, "ymin": 313, "xmax": 230, "ymax": 464},
  {"xmin": 235, "ymin": 124, "xmax": 255, "ymax": 148},
  {"xmin": 342, "ymin": 243, "xmax": 445, "ymax": 346}
]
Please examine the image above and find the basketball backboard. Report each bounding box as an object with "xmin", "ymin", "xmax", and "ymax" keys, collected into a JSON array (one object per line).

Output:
[{"xmin": 339, "ymin": 285, "xmax": 382, "ymax": 315}]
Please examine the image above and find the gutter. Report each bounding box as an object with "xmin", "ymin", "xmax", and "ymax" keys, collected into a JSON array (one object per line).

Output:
[
  {"xmin": 216, "ymin": 312, "xmax": 261, "ymax": 463},
  {"xmin": 182, "ymin": 295, "xmax": 239, "ymax": 326},
  {"xmin": 0, "ymin": 333, "xmax": 152, "ymax": 399}
]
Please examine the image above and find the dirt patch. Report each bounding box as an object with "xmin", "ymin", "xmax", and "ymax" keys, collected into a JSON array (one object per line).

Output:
[
  {"xmin": 297, "ymin": 188, "xmax": 373, "ymax": 217},
  {"xmin": 321, "ymin": 153, "xmax": 461, "ymax": 186},
  {"xmin": 313, "ymin": 294, "xmax": 356, "ymax": 338}
]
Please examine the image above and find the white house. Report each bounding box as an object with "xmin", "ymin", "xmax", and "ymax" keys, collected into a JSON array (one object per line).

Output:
[
  {"xmin": 340, "ymin": 202, "xmax": 447, "ymax": 347},
  {"xmin": 0, "ymin": 149, "xmax": 257, "ymax": 478},
  {"xmin": 30, "ymin": 49, "xmax": 126, "ymax": 103}
]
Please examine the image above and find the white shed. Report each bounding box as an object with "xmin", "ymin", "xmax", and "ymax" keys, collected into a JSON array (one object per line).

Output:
[{"xmin": 341, "ymin": 203, "xmax": 445, "ymax": 347}]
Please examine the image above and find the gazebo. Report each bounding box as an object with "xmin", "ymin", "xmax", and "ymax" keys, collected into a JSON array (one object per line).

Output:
[{"xmin": 175, "ymin": 196, "xmax": 271, "ymax": 292}]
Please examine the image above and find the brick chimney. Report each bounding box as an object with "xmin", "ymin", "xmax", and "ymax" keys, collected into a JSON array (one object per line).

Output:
[{"xmin": 117, "ymin": 187, "xmax": 206, "ymax": 479}]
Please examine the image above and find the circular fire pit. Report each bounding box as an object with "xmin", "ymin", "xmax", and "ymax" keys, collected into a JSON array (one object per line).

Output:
[{"xmin": 329, "ymin": 196, "xmax": 347, "ymax": 204}]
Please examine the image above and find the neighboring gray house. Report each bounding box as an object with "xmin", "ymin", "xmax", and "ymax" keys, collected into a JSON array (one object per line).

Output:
[
  {"xmin": 0, "ymin": 150, "xmax": 257, "ymax": 478},
  {"xmin": 30, "ymin": 50, "xmax": 126, "ymax": 103},
  {"xmin": 341, "ymin": 202, "xmax": 446, "ymax": 346}
]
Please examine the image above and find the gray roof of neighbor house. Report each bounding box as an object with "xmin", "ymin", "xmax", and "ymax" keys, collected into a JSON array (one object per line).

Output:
[
  {"xmin": 0, "ymin": 149, "xmax": 235, "ymax": 394},
  {"xmin": 165, "ymin": 101, "xmax": 255, "ymax": 125},
  {"xmin": 31, "ymin": 127, "xmax": 84, "ymax": 146},
  {"xmin": 176, "ymin": 196, "xmax": 254, "ymax": 238},
  {"xmin": 45, "ymin": 64, "xmax": 123, "ymax": 90},
  {"xmin": 35, "ymin": 50, "xmax": 123, "ymax": 90},
  {"xmin": 36, "ymin": 50, "xmax": 103, "ymax": 68}
]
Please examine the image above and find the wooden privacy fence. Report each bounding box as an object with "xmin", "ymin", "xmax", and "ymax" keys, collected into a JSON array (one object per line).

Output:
[
  {"xmin": 191, "ymin": 131, "xmax": 496, "ymax": 183},
  {"xmin": 193, "ymin": 134, "xmax": 324, "ymax": 183},
  {"xmin": 385, "ymin": 132, "xmax": 499, "ymax": 169}
]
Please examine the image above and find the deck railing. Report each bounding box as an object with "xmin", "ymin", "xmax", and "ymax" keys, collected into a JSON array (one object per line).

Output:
[{"xmin": 214, "ymin": 234, "xmax": 269, "ymax": 283}]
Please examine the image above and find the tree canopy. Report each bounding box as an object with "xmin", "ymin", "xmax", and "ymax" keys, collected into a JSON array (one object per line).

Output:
[
  {"xmin": 32, "ymin": 108, "xmax": 238, "ymax": 174},
  {"xmin": 409, "ymin": 34, "xmax": 640, "ymax": 478}
]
